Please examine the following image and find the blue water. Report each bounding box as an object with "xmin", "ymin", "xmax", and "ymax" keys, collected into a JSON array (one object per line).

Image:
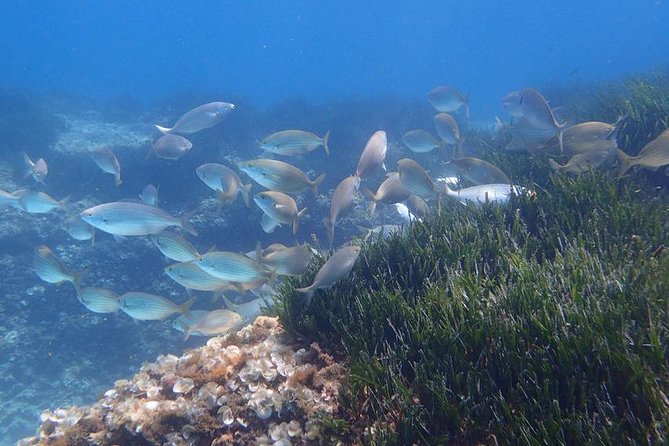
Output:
[{"xmin": 1, "ymin": 2, "xmax": 668, "ymax": 445}]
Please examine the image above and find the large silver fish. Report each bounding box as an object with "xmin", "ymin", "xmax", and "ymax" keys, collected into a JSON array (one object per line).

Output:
[
  {"xmin": 447, "ymin": 157, "xmax": 510, "ymax": 185},
  {"xmin": 196, "ymin": 163, "xmax": 252, "ymax": 207},
  {"xmin": 259, "ymin": 244, "xmax": 314, "ymax": 276},
  {"xmin": 402, "ymin": 130, "xmax": 443, "ymax": 154},
  {"xmin": 549, "ymin": 149, "xmax": 617, "ymax": 174},
  {"xmin": 295, "ymin": 244, "xmax": 361, "ymax": 306},
  {"xmin": 540, "ymin": 120, "xmax": 619, "ymax": 155},
  {"xmin": 33, "ymin": 245, "xmax": 87, "ymax": 291},
  {"xmin": 155, "ymin": 102, "xmax": 235, "ymax": 135},
  {"xmin": 443, "ymin": 183, "xmax": 527, "ymax": 205},
  {"xmin": 80, "ymin": 202, "xmax": 197, "ymax": 236},
  {"xmin": 397, "ymin": 158, "xmax": 437, "ymax": 199},
  {"xmin": 362, "ymin": 173, "xmax": 411, "ymax": 217},
  {"xmin": 165, "ymin": 262, "xmax": 231, "ymax": 292},
  {"xmin": 195, "ymin": 251, "xmax": 272, "ymax": 284},
  {"xmin": 505, "ymin": 88, "xmax": 566, "ymax": 152},
  {"xmin": 427, "ymin": 86, "xmax": 470, "ymax": 118},
  {"xmin": 23, "ymin": 153, "xmax": 48, "ymax": 184},
  {"xmin": 184, "ymin": 309, "xmax": 245, "ymax": 340},
  {"xmin": 238, "ymin": 158, "xmax": 325, "ymax": 197},
  {"xmin": 323, "ymin": 175, "xmax": 360, "ymax": 244},
  {"xmin": 618, "ymin": 129, "xmax": 669, "ymax": 176},
  {"xmin": 355, "ymin": 130, "xmax": 388, "ymax": 179},
  {"xmin": 151, "ymin": 231, "xmax": 200, "ymax": 262},
  {"xmin": 253, "ymin": 191, "xmax": 307, "ymax": 235},
  {"xmin": 90, "ymin": 147, "xmax": 121, "ymax": 186},
  {"xmin": 14, "ymin": 190, "xmax": 67, "ymax": 214},
  {"xmin": 260, "ymin": 130, "xmax": 330, "ymax": 156},
  {"xmin": 120, "ymin": 292, "xmax": 195, "ymax": 321},
  {"xmin": 77, "ymin": 287, "xmax": 120, "ymax": 313},
  {"xmin": 151, "ymin": 134, "xmax": 193, "ymax": 160}
]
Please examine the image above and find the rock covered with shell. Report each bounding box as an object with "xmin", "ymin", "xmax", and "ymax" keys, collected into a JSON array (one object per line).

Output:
[{"xmin": 19, "ymin": 317, "xmax": 346, "ymax": 445}]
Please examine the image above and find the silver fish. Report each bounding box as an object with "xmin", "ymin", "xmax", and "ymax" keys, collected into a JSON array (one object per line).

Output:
[
  {"xmin": 80, "ymin": 201, "xmax": 197, "ymax": 236},
  {"xmin": 295, "ymin": 244, "xmax": 361, "ymax": 306},
  {"xmin": 362, "ymin": 173, "xmax": 411, "ymax": 217},
  {"xmin": 195, "ymin": 251, "xmax": 271, "ymax": 284},
  {"xmin": 222, "ymin": 295, "xmax": 273, "ymax": 322},
  {"xmin": 260, "ymin": 213, "xmax": 282, "ymax": 233},
  {"xmin": 155, "ymin": 102, "xmax": 235, "ymax": 135},
  {"xmin": 253, "ymin": 191, "xmax": 307, "ymax": 235},
  {"xmin": 33, "ymin": 245, "xmax": 87, "ymax": 291},
  {"xmin": 259, "ymin": 244, "xmax": 314, "ymax": 276},
  {"xmin": 238, "ymin": 158, "xmax": 325, "ymax": 197},
  {"xmin": 172, "ymin": 310, "xmax": 210, "ymax": 336},
  {"xmin": 139, "ymin": 184, "xmax": 159, "ymax": 206},
  {"xmin": 507, "ymin": 88, "xmax": 566, "ymax": 152},
  {"xmin": 120, "ymin": 292, "xmax": 195, "ymax": 321},
  {"xmin": 549, "ymin": 149, "xmax": 617, "ymax": 174},
  {"xmin": 323, "ymin": 175, "xmax": 360, "ymax": 244},
  {"xmin": 448, "ymin": 157, "xmax": 510, "ymax": 185},
  {"xmin": 77, "ymin": 287, "xmax": 120, "ymax": 313},
  {"xmin": 405, "ymin": 195, "xmax": 429, "ymax": 219},
  {"xmin": 260, "ymin": 130, "xmax": 330, "ymax": 156},
  {"xmin": 355, "ymin": 130, "xmax": 388, "ymax": 179},
  {"xmin": 64, "ymin": 216, "xmax": 95, "ymax": 243},
  {"xmin": 23, "ymin": 153, "xmax": 48, "ymax": 184},
  {"xmin": 184, "ymin": 309, "xmax": 245, "ymax": 339},
  {"xmin": 397, "ymin": 158, "xmax": 437, "ymax": 199},
  {"xmin": 165, "ymin": 262, "xmax": 231, "ymax": 292},
  {"xmin": 497, "ymin": 117, "xmax": 557, "ymax": 152},
  {"xmin": 501, "ymin": 90, "xmax": 524, "ymax": 118},
  {"xmin": 14, "ymin": 190, "xmax": 67, "ymax": 213},
  {"xmin": 90, "ymin": 147, "xmax": 121, "ymax": 186},
  {"xmin": 196, "ymin": 163, "xmax": 252, "ymax": 207},
  {"xmin": 443, "ymin": 183, "xmax": 527, "ymax": 205},
  {"xmin": 434, "ymin": 113, "xmax": 462, "ymax": 155},
  {"xmin": 151, "ymin": 134, "xmax": 193, "ymax": 160},
  {"xmin": 402, "ymin": 130, "xmax": 443, "ymax": 153},
  {"xmin": 427, "ymin": 86, "xmax": 470, "ymax": 118},
  {"xmin": 152, "ymin": 231, "xmax": 200, "ymax": 262},
  {"xmin": 618, "ymin": 129, "xmax": 669, "ymax": 176},
  {"xmin": 540, "ymin": 121, "xmax": 619, "ymax": 155}
]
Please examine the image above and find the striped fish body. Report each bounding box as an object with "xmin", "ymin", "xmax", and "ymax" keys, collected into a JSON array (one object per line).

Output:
[
  {"xmin": 77, "ymin": 287, "xmax": 120, "ymax": 313},
  {"xmin": 165, "ymin": 262, "xmax": 231, "ymax": 291},
  {"xmin": 80, "ymin": 202, "xmax": 196, "ymax": 236},
  {"xmin": 151, "ymin": 231, "xmax": 199, "ymax": 262},
  {"xmin": 120, "ymin": 292, "xmax": 192, "ymax": 320},
  {"xmin": 196, "ymin": 251, "xmax": 270, "ymax": 284},
  {"xmin": 260, "ymin": 130, "xmax": 330, "ymax": 156}
]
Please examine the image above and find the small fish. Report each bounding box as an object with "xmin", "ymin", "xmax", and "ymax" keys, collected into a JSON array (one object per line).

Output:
[
  {"xmin": 139, "ymin": 184, "xmax": 159, "ymax": 206},
  {"xmin": 80, "ymin": 202, "xmax": 197, "ymax": 236},
  {"xmin": 617, "ymin": 129, "xmax": 669, "ymax": 177},
  {"xmin": 151, "ymin": 231, "xmax": 200, "ymax": 262},
  {"xmin": 427, "ymin": 86, "xmax": 470, "ymax": 118},
  {"xmin": 259, "ymin": 244, "xmax": 314, "ymax": 276},
  {"xmin": 155, "ymin": 102, "xmax": 235, "ymax": 135},
  {"xmin": 64, "ymin": 216, "xmax": 95, "ymax": 244},
  {"xmin": 434, "ymin": 113, "xmax": 462, "ymax": 156},
  {"xmin": 23, "ymin": 153, "xmax": 48, "ymax": 184},
  {"xmin": 165, "ymin": 262, "xmax": 231, "ymax": 292},
  {"xmin": 77, "ymin": 287, "xmax": 120, "ymax": 313},
  {"xmin": 397, "ymin": 158, "xmax": 437, "ymax": 199},
  {"xmin": 322, "ymin": 175, "xmax": 361, "ymax": 244},
  {"xmin": 238, "ymin": 159, "xmax": 325, "ymax": 197},
  {"xmin": 151, "ymin": 134, "xmax": 193, "ymax": 160},
  {"xmin": 506, "ymin": 88, "xmax": 566, "ymax": 152},
  {"xmin": 447, "ymin": 157, "xmax": 510, "ymax": 185},
  {"xmin": 253, "ymin": 191, "xmax": 307, "ymax": 235},
  {"xmin": 357, "ymin": 224, "xmax": 402, "ymax": 240},
  {"xmin": 405, "ymin": 195, "xmax": 429, "ymax": 219},
  {"xmin": 540, "ymin": 121, "xmax": 619, "ymax": 155},
  {"xmin": 13, "ymin": 190, "xmax": 67, "ymax": 213},
  {"xmin": 362, "ymin": 173, "xmax": 411, "ymax": 217},
  {"xmin": 196, "ymin": 163, "xmax": 252, "ymax": 207},
  {"xmin": 295, "ymin": 244, "xmax": 361, "ymax": 306},
  {"xmin": 355, "ymin": 130, "xmax": 388, "ymax": 179},
  {"xmin": 260, "ymin": 213, "xmax": 282, "ymax": 233},
  {"xmin": 33, "ymin": 245, "xmax": 87, "ymax": 291},
  {"xmin": 120, "ymin": 292, "xmax": 195, "ymax": 321},
  {"xmin": 183, "ymin": 309, "xmax": 245, "ymax": 340},
  {"xmin": 172, "ymin": 310, "xmax": 211, "ymax": 336},
  {"xmin": 443, "ymin": 183, "xmax": 527, "ymax": 205},
  {"xmin": 196, "ymin": 251, "xmax": 272, "ymax": 284},
  {"xmin": 401, "ymin": 130, "xmax": 443, "ymax": 153},
  {"xmin": 549, "ymin": 149, "xmax": 617, "ymax": 174},
  {"xmin": 260, "ymin": 130, "xmax": 330, "ymax": 156},
  {"xmin": 90, "ymin": 147, "xmax": 122, "ymax": 186}
]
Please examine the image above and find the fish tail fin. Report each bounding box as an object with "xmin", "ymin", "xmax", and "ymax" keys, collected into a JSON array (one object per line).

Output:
[
  {"xmin": 180, "ymin": 214, "xmax": 198, "ymax": 236},
  {"xmin": 557, "ymin": 129, "xmax": 565, "ymax": 154},
  {"xmin": 217, "ymin": 190, "xmax": 235, "ymax": 209},
  {"xmin": 179, "ymin": 296, "xmax": 196, "ymax": 317},
  {"xmin": 183, "ymin": 328, "xmax": 192, "ymax": 341},
  {"xmin": 617, "ymin": 149, "xmax": 634, "ymax": 177},
  {"xmin": 115, "ymin": 171, "xmax": 122, "ymax": 187},
  {"xmin": 548, "ymin": 158, "xmax": 561, "ymax": 172},
  {"xmin": 71, "ymin": 268, "xmax": 89, "ymax": 293},
  {"xmin": 58, "ymin": 195, "xmax": 71, "ymax": 210},
  {"xmin": 322, "ymin": 130, "xmax": 331, "ymax": 156},
  {"xmin": 362, "ymin": 188, "xmax": 377, "ymax": 217},
  {"xmin": 454, "ymin": 139, "xmax": 464, "ymax": 159},
  {"xmin": 356, "ymin": 224, "xmax": 372, "ymax": 238},
  {"xmin": 293, "ymin": 207, "xmax": 308, "ymax": 235},
  {"xmin": 221, "ymin": 294, "xmax": 237, "ymax": 311},
  {"xmin": 294, "ymin": 285, "xmax": 315, "ymax": 307},
  {"xmin": 311, "ymin": 173, "xmax": 326, "ymax": 197},
  {"xmin": 255, "ymin": 240, "xmax": 265, "ymax": 264},
  {"xmin": 22, "ymin": 152, "xmax": 34, "ymax": 178},
  {"xmin": 322, "ymin": 217, "xmax": 334, "ymax": 245},
  {"xmin": 90, "ymin": 230, "xmax": 96, "ymax": 246},
  {"xmin": 154, "ymin": 124, "xmax": 171, "ymax": 134},
  {"xmin": 241, "ymin": 183, "xmax": 252, "ymax": 207}
]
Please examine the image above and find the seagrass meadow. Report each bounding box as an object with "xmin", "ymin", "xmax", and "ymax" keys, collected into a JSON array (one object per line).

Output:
[{"xmin": 276, "ymin": 120, "xmax": 669, "ymax": 446}]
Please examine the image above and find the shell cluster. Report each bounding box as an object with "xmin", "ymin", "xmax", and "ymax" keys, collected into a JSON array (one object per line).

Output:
[{"xmin": 19, "ymin": 316, "xmax": 345, "ymax": 445}]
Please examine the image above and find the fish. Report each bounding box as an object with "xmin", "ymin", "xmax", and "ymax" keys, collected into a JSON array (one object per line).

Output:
[
  {"xmin": 501, "ymin": 90, "xmax": 524, "ymax": 118},
  {"xmin": 151, "ymin": 231, "xmax": 200, "ymax": 262},
  {"xmin": 165, "ymin": 262, "xmax": 231, "ymax": 292},
  {"xmin": 442, "ymin": 183, "xmax": 527, "ymax": 205},
  {"xmin": 397, "ymin": 158, "xmax": 438, "ymax": 199},
  {"xmin": 120, "ymin": 292, "xmax": 195, "ymax": 321},
  {"xmin": 253, "ymin": 191, "xmax": 307, "ymax": 235},
  {"xmin": 0, "ymin": 189, "xmax": 20, "ymax": 208},
  {"xmin": 260, "ymin": 213, "xmax": 282, "ymax": 233},
  {"xmin": 539, "ymin": 121, "xmax": 619, "ymax": 155},
  {"xmin": 401, "ymin": 129, "xmax": 443, "ymax": 153},
  {"xmin": 405, "ymin": 195, "xmax": 429, "ymax": 219},
  {"xmin": 80, "ymin": 201, "xmax": 197, "ymax": 236},
  {"xmin": 497, "ymin": 117, "xmax": 557, "ymax": 152},
  {"xmin": 434, "ymin": 113, "xmax": 462, "ymax": 156},
  {"xmin": 427, "ymin": 86, "xmax": 470, "ymax": 118},
  {"xmin": 155, "ymin": 102, "xmax": 235, "ymax": 135},
  {"xmin": 295, "ymin": 244, "xmax": 361, "ymax": 306},
  {"xmin": 23, "ymin": 153, "xmax": 48, "ymax": 184},
  {"xmin": 151, "ymin": 134, "xmax": 193, "ymax": 160},
  {"xmin": 362, "ymin": 173, "xmax": 411, "ymax": 217},
  {"xmin": 33, "ymin": 245, "xmax": 87, "ymax": 291},
  {"xmin": 183, "ymin": 309, "xmax": 245, "ymax": 340},
  {"xmin": 549, "ymin": 149, "xmax": 617, "ymax": 174},
  {"xmin": 506, "ymin": 88, "xmax": 566, "ymax": 152},
  {"xmin": 13, "ymin": 190, "xmax": 67, "ymax": 213},
  {"xmin": 260, "ymin": 130, "xmax": 330, "ymax": 156},
  {"xmin": 258, "ymin": 244, "xmax": 314, "ymax": 276},
  {"xmin": 617, "ymin": 129, "xmax": 669, "ymax": 177},
  {"xmin": 139, "ymin": 184, "xmax": 159, "ymax": 206},
  {"xmin": 322, "ymin": 175, "xmax": 361, "ymax": 244},
  {"xmin": 195, "ymin": 251, "xmax": 272, "ymax": 285},
  {"xmin": 355, "ymin": 130, "xmax": 388, "ymax": 179},
  {"xmin": 76, "ymin": 287, "xmax": 120, "ymax": 313},
  {"xmin": 196, "ymin": 163, "xmax": 252, "ymax": 207},
  {"xmin": 447, "ymin": 157, "xmax": 510, "ymax": 185},
  {"xmin": 172, "ymin": 310, "xmax": 211, "ymax": 336},
  {"xmin": 222, "ymin": 295, "xmax": 271, "ymax": 322},
  {"xmin": 64, "ymin": 216, "xmax": 95, "ymax": 244},
  {"xmin": 357, "ymin": 224, "xmax": 402, "ymax": 240},
  {"xmin": 394, "ymin": 203, "xmax": 420, "ymax": 223},
  {"xmin": 90, "ymin": 147, "xmax": 121, "ymax": 186},
  {"xmin": 238, "ymin": 159, "xmax": 325, "ymax": 197}
]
